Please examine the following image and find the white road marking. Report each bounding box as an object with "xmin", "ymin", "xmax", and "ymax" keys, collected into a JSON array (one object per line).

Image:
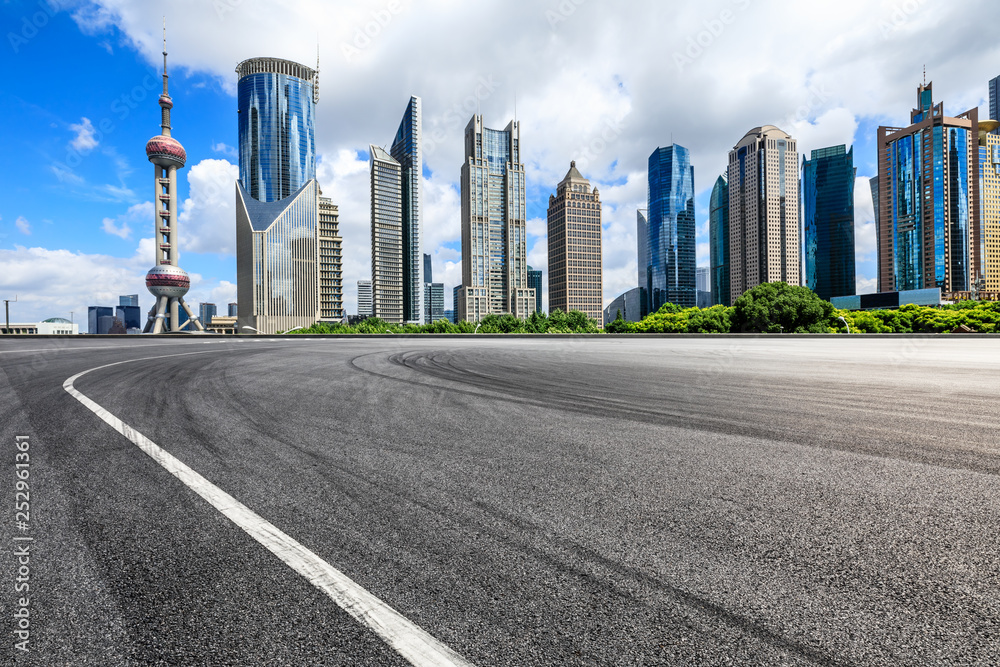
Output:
[{"xmin": 64, "ymin": 353, "xmax": 474, "ymax": 667}]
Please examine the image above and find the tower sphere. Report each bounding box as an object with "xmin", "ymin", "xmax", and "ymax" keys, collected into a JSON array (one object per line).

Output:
[
  {"xmin": 145, "ymin": 264, "xmax": 190, "ymax": 298},
  {"xmin": 146, "ymin": 135, "xmax": 186, "ymax": 169}
]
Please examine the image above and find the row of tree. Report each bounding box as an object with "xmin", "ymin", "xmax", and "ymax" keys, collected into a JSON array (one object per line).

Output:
[{"xmin": 288, "ymin": 283, "xmax": 1000, "ymax": 335}]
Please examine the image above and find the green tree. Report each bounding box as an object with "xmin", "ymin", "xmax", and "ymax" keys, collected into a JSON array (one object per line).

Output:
[{"xmin": 731, "ymin": 282, "xmax": 834, "ymax": 333}]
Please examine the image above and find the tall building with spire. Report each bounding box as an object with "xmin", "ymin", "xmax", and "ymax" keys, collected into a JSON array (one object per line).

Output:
[
  {"xmin": 876, "ymin": 82, "xmax": 980, "ymax": 295},
  {"xmin": 142, "ymin": 24, "xmax": 204, "ymax": 334},
  {"xmin": 457, "ymin": 115, "xmax": 533, "ymax": 322},
  {"xmin": 235, "ymin": 56, "xmax": 322, "ymax": 333},
  {"xmin": 547, "ymin": 161, "xmax": 603, "ymax": 323}
]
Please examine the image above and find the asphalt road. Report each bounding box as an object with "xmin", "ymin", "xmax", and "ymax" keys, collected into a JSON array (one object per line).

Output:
[{"xmin": 1, "ymin": 335, "xmax": 999, "ymax": 666}]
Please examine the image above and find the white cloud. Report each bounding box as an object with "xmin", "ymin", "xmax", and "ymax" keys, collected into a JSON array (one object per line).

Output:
[
  {"xmin": 179, "ymin": 158, "xmax": 240, "ymax": 255},
  {"xmin": 856, "ymin": 276, "xmax": 877, "ymax": 295},
  {"xmin": 854, "ymin": 175, "xmax": 877, "ymax": 262},
  {"xmin": 211, "ymin": 142, "xmax": 238, "ymax": 159},
  {"xmin": 69, "ymin": 117, "xmax": 98, "ymax": 152},
  {"xmin": 101, "ymin": 201, "xmax": 151, "ymax": 240},
  {"xmin": 15, "ymin": 217, "xmax": 31, "ymax": 235}
]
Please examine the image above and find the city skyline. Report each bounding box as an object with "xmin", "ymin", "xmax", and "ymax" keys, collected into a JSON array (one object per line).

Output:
[{"xmin": 3, "ymin": 1, "xmax": 1000, "ymax": 322}]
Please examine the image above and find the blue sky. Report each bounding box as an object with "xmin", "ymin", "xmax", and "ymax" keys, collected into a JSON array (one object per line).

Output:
[{"xmin": 2, "ymin": 0, "xmax": 998, "ymax": 323}]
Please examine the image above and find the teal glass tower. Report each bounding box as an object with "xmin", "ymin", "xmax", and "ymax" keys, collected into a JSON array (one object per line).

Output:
[
  {"xmin": 802, "ymin": 145, "xmax": 856, "ymax": 300},
  {"xmin": 390, "ymin": 96, "xmax": 423, "ymax": 323},
  {"xmin": 646, "ymin": 145, "xmax": 696, "ymax": 309},
  {"xmin": 709, "ymin": 175, "xmax": 730, "ymax": 306}
]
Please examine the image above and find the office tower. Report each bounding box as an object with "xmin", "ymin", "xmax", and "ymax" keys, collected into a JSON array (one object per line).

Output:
[
  {"xmin": 88, "ymin": 306, "xmax": 112, "ymax": 335},
  {"xmin": 546, "ymin": 161, "xmax": 603, "ymax": 323},
  {"xmin": 728, "ymin": 126, "xmax": 800, "ymax": 303},
  {"xmin": 990, "ymin": 76, "xmax": 1000, "ymax": 132},
  {"xmin": 357, "ymin": 280, "xmax": 373, "ymax": 317},
  {"xmin": 235, "ymin": 56, "xmax": 320, "ymax": 334},
  {"xmin": 604, "ymin": 287, "xmax": 646, "ymax": 325},
  {"xmin": 980, "ymin": 120, "xmax": 1000, "ymax": 292},
  {"xmin": 453, "ymin": 285, "xmax": 462, "ymax": 321},
  {"xmin": 199, "ymin": 303, "xmax": 217, "ymax": 328},
  {"xmin": 457, "ymin": 115, "xmax": 533, "ymax": 322},
  {"xmin": 390, "ymin": 96, "xmax": 423, "ymax": 323},
  {"xmin": 802, "ymin": 145, "xmax": 857, "ymax": 300},
  {"xmin": 141, "ymin": 29, "xmax": 204, "ymax": 334},
  {"xmin": 869, "ymin": 175, "xmax": 880, "ymax": 288},
  {"xmin": 695, "ymin": 267, "xmax": 711, "ymax": 309},
  {"xmin": 369, "ymin": 145, "xmax": 404, "ymax": 323},
  {"xmin": 444, "ymin": 309, "xmax": 455, "ymax": 324},
  {"xmin": 876, "ymin": 82, "xmax": 980, "ymax": 295},
  {"xmin": 424, "ymin": 253, "xmax": 433, "ymax": 283},
  {"xmin": 119, "ymin": 294, "xmax": 139, "ymax": 307},
  {"xmin": 647, "ymin": 145, "xmax": 696, "ymax": 309},
  {"xmin": 636, "ymin": 209, "xmax": 648, "ymax": 289},
  {"xmin": 424, "ymin": 283, "xmax": 444, "ymax": 323},
  {"xmin": 709, "ymin": 175, "xmax": 730, "ymax": 306},
  {"xmin": 228, "ymin": 302, "xmax": 238, "ymax": 317},
  {"xmin": 527, "ymin": 266, "xmax": 543, "ymax": 314},
  {"xmin": 318, "ymin": 195, "xmax": 343, "ymax": 321},
  {"xmin": 116, "ymin": 305, "xmax": 141, "ymax": 330}
]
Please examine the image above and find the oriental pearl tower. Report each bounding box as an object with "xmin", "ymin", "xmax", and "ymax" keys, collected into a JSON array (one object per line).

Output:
[{"xmin": 142, "ymin": 23, "xmax": 205, "ymax": 333}]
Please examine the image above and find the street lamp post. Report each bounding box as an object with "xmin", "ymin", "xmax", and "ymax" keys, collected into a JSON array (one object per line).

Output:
[
  {"xmin": 241, "ymin": 325, "xmax": 261, "ymax": 334},
  {"xmin": 3, "ymin": 295, "xmax": 16, "ymax": 335},
  {"xmin": 282, "ymin": 326, "xmax": 303, "ymax": 335},
  {"xmin": 838, "ymin": 316, "xmax": 850, "ymax": 334}
]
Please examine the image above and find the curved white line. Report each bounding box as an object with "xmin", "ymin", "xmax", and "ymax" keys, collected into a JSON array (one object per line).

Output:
[{"xmin": 64, "ymin": 352, "xmax": 474, "ymax": 667}]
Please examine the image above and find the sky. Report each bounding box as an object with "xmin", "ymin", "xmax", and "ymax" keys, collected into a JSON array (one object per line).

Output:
[{"xmin": 2, "ymin": 0, "xmax": 999, "ymax": 324}]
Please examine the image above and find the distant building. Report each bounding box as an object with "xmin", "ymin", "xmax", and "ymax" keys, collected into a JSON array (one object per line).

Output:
[
  {"xmin": 370, "ymin": 144, "xmax": 404, "ymax": 323},
  {"xmin": 527, "ymin": 266, "xmax": 543, "ymax": 314},
  {"xmin": 696, "ymin": 266, "xmax": 711, "ymax": 309},
  {"xmin": 424, "ymin": 253, "xmax": 433, "ymax": 283},
  {"xmin": 318, "ymin": 195, "xmax": 344, "ymax": 322},
  {"xmin": 457, "ymin": 115, "xmax": 533, "ymax": 322},
  {"xmin": 696, "ymin": 291, "xmax": 712, "ymax": 309},
  {"xmin": 206, "ymin": 315, "xmax": 237, "ymax": 335},
  {"xmin": 980, "ymin": 120, "xmax": 1000, "ymax": 292},
  {"xmin": 548, "ymin": 161, "xmax": 602, "ymax": 323},
  {"xmin": 603, "ymin": 287, "xmax": 647, "ymax": 325},
  {"xmin": 116, "ymin": 305, "xmax": 141, "ymax": 330},
  {"xmin": 990, "ymin": 75, "xmax": 1000, "ymax": 133},
  {"xmin": 391, "ymin": 97, "xmax": 423, "ymax": 323},
  {"xmin": 228, "ymin": 302, "xmax": 238, "ymax": 317},
  {"xmin": 728, "ymin": 126, "xmax": 800, "ymax": 303},
  {"xmin": 199, "ymin": 303, "xmax": 217, "ymax": 328},
  {"xmin": 38, "ymin": 318, "xmax": 78, "ymax": 335},
  {"xmin": 97, "ymin": 315, "xmax": 115, "ymax": 335},
  {"xmin": 119, "ymin": 294, "xmax": 139, "ymax": 307},
  {"xmin": 636, "ymin": 209, "xmax": 648, "ymax": 290},
  {"xmin": 357, "ymin": 280, "xmax": 373, "ymax": 317},
  {"xmin": 647, "ymin": 144, "xmax": 696, "ymax": 309},
  {"xmin": 832, "ymin": 288, "xmax": 941, "ymax": 311},
  {"xmin": 444, "ymin": 309, "xmax": 455, "ymax": 324},
  {"xmin": 802, "ymin": 145, "xmax": 857, "ymax": 300},
  {"xmin": 709, "ymin": 175, "xmax": 730, "ymax": 306},
  {"xmin": 453, "ymin": 285, "xmax": 462, "ymax": 322},
  {"xmin": 88, "ymin": 306, "xmax": 113, "ymax": 335},
  {"xmin": 424, "ymin": 283, "xmax": 444, "ymax": 323},
  {"xmin": 876, "ymin": 82, "xmax": 979, "ymax": 296}
]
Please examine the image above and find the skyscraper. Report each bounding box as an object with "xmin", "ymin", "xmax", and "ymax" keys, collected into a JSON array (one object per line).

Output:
[
  {"xmin": 636, "ymin": 209, "xmax": 648, "ymax": 289},
  {"xmin": 357, "ymin": 280, "xmax": 373, "ymax": 317},
  {"xmin": 142, "ymin": 27, "xmax": 204, "ymax": 334},
  {"xmin": 647, "ymin": 145, "xmax": 696, "ymax": 310},
  {"xmin": 457, "ymin": 115, "xmax": 533, "ymax": 322},
  {"xmin": 318, "ymin": 195, "xmax": 343, "ymax": 322},
  {"xmin": 547, "ymin": 161, "xmax": 603, "ymax": 323},
  {"xmin": 116, "ymin": 305, "xmax": 141, "ymax": 331},
  {"xmin": 802, "ymin": 145, "xmax": 857, "ymax": 300},
  {"xmin": 990, "ymin": 76, "xmax": 1000, "ymax": 132},
  {"xmin": 119, "ymin": 294, "xmax": 139, "ymax": 307},
  {"xmin": 235, "ymin": 57, "xmax": 320, "ymax": 334},
  {"xmin": 728, "ymin": 126, "xmax": 800, "ymax": 303},
  {"xmin": 390, "ymin": 97, "xmax": 423, "ymax": 323},
  {"xmin": 228, "ymin": 302, "xmax": 238, "ymax": 317},
  {"xmin": 527, "ymin": 266, "xmax": 542, "ymax": 314},
  {"xmin": 370, "ymin": 145, "xmax": 404, "ymax": 323},
  {"xmin": 709, "ymin": 175, "xmax": 730, "ymax": 306},
  {"xmin": 876, "ymin": 82, "xmax": 979, "ymax": 295},
  {"xmin": 979, "ymin": 120, "xmax": 1000, "ymax": 292},
  {"xmin": 423, "ymin": 253, "xmax": 433, "ymax": 283},
  {"xmin": 424, "ymin": 283, "xmax": 444, "ymax": 323},
  {"xmin": 88, "ymin": 306, "xmax": 112, "ymax": 335},
  {"xmin": 199, "ymin": 303, "xmax": 217, "ymax": 328}
]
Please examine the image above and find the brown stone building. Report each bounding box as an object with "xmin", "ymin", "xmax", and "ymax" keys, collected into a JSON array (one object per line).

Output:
[{"xmin": 547, "ymin": 162, "xmax": 603, "ymax": 325}]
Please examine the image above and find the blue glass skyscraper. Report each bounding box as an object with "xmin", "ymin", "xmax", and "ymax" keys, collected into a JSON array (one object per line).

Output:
[
  {"xmin": 709, "ymin": 175, "xmax": 730, "ymax": 306},
  {"xmin": 876, "ymin": 82, "xmax": 979, "ymax": 294},
  {"xmin": 235, "ymin": 57, "xmax": 321, "ymax": 333},
  {"xmin": 802, "ymin": 145, "xmax": 856, "ymax": 300},
  {"xmin": 646, "ymin": 145, "xmax": 696, "ymax": 309},
  {"xmin": 390, "ymin": 96, "xmax": 423, "ymax": 323},
  {"xmin": 237, "ymin": 58, "xmax": 317, "ymax": 203}
]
